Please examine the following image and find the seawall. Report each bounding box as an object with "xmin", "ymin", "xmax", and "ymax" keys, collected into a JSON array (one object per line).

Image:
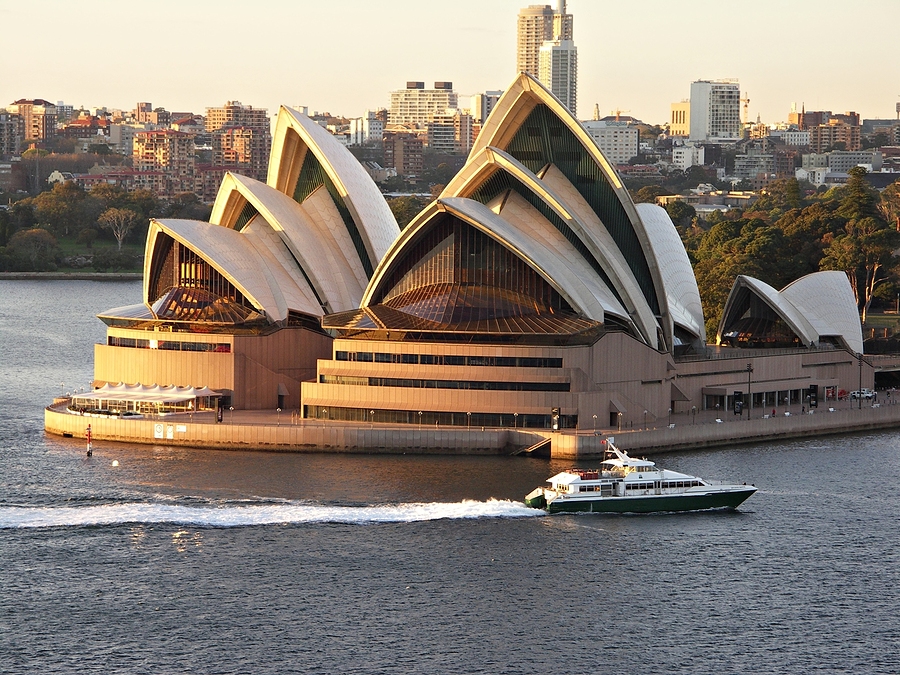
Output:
[
  {"xmin": 0, "ymin": 273, "xmax": 143, "ymax": 281},
  {"xmin": 45, "ymin": 401, "xmax": 900, "ymax": 459}
]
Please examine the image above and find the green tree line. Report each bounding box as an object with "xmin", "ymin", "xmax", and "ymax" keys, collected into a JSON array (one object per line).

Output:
[
  {"xmin": 0, "ymin": 183, "xmax": 210, "ymax": 272},
  {"xmin": 666, "ymin": 169, "xmax": 900, "ymax": 336}
]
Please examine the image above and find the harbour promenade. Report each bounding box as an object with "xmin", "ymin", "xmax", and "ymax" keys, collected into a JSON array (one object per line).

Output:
[{"xmin": 45, "ymin": 398, "xmax": 900, "ymax": 459}]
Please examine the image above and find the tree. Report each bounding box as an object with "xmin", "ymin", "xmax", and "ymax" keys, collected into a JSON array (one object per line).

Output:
[
  {"xmin": 878, "ymin": 179, "xmax": 900, "ymax": 231},
  {"xmin": 32, "ymin": 181, "xmax": 86, "ymax": 236},
  {"xmin": 387, "ymin": 196, "xmax": 426, "ymax": 228},
  {"xmin": 7, "ymin": 228, "xmax": 60, "ymax": 270},
  {"xmin": 665, "ymin": 200, "xmax": 696, "ymax": 229},
  {"xmin": 632, "ymin": 185, "xmax": 666, "ymax": 204},
  {"xmin": 164, "ymin": 193, "xmax": 211, "ymax": 221},
  {"xmin": 0, "ymin": 209, "xmax": 13, "ymax": 247},
  {"xmin": 838, "ymin": 166, "xmax": 880, "ymax": 221},
  {"xmin": 98, "ymin": 207, "xmax": 139, "ymax": 250},
  {"xmin": 821, "ymin": 217, "xmax": 900, "ymax": 322}
]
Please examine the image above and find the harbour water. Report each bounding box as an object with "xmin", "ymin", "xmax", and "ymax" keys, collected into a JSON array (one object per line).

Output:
[{"xmin": 2, "ymin": 280, "xmax": 899, "ymax": 674}]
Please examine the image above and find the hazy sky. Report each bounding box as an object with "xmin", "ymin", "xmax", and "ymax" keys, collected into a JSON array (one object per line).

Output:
[{"xmin": 3, "ymin": 0, "xmax": 898, "ymax": 125}]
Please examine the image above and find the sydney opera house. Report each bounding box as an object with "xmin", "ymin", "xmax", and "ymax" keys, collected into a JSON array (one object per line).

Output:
[{"xmin": 85, "ymin": 74, "xmax": 869, "ymax": 433}]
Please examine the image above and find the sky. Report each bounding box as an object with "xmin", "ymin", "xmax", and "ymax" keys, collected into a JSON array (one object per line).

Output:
[{"xmin": 3, "ymin": 0, "xmax": 898, "ymax": 126}]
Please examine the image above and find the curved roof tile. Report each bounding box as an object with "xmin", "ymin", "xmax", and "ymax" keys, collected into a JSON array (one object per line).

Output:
[{"xmin": 635, "ymin": 203, "xmax": 706, "ymax": 343}]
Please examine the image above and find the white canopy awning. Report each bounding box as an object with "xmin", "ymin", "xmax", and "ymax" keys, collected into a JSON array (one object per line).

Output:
[{"xmin": 74, "ymin": 383, "xmax": 221, "ymax": 404}]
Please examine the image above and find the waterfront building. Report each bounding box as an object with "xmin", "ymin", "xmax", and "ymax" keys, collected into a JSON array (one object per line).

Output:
[
  {"xmin": 426, "ymin": 110, "xmax": 474, "ymax": 155},
  {"xmin": 298, "ymin": 74, "xmax": 865, "ymax": 429},
  {"xmin": 84, "ymin": 73, "xmax": 868, "ymax": 434},
  {"xmin": 689, "ymin": 80, "xmax": 741, "ymax": 143},
  {"xmin": 212, "ymin": 124, "xmax": 269, "ymax": 181},
  {"xmin": 93, "ymin": 106, "xmax": 399, "ymax": 410}
]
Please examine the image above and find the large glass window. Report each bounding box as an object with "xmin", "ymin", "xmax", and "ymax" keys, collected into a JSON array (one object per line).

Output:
[
  {"xmin": 147, "ymin": 234, "xmax": 263, "ymax": 325},
  {"xmin": 372, "ymin": 214, "xmax": 582, "ymax": 333}
]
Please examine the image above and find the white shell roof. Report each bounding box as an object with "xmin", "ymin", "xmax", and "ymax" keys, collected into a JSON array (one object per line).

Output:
[
  {"xmin": 635, "ymin": 203, "xmax": 706, "ymax": 342},
  {"xmin": 146, "ymin": 219, "xmax": 319, "ymax": 322},
  {"xmin": 781, "ymin": 271, "xmax": 863, "ymax": 354},
  {"xmin": 364, "ymin": 196, "xmax": 632, "ymax": 324},
  {"xmin": 455, "ymin": 72, "xmax": 670, "ymax": 351},
  {"xmin": 718, "ymin": 274, "xmax": 836, "ymax": 345},
  {"xmin": 442, "ymin": 146, "xmax": 660, "ymax": 346},
  {"xmin": 209, "ymin": 172, "xmax": 368, "ymax": 313},
  {"xmin": 267, "ymin": 106, "xmax": 399, "ymax": 268}
]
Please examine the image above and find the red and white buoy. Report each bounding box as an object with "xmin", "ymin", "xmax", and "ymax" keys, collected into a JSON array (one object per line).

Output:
[{"xmin": 86, "ymin": 424, "xmax": 93, "ymax": 457}]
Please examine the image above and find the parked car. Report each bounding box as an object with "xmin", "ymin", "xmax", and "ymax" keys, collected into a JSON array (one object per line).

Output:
[{"xmin": 850, "ymin": 389, "xmax": 876, "ymax": 400}]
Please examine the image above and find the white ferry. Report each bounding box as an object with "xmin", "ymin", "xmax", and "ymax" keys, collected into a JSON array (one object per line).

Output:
[{"xmin": 524, "ymin": 441, "xmax": 756, "ymax": 514}]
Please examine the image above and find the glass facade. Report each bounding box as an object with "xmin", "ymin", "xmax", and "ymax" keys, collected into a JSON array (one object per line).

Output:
[
  {"xmin": 320, "ymin": 374, "xmax": 570, "ymax": 392},
  {"xmin": 233, "ymin": 200, "xmax": 259, "ymax": 230},
  {"xmin": 107, "ymin": 336, "xmax": 232, "ymax": 352},
  {"xmin": 305, "ymin": 405, "xmax": 577, "ymax": 430},
  {"xmin": 148, "ymin": 234, "xmax": 264, "ymax": 325},
  {"xmin": 358, "ymin": 214, "xmax": 596, "ymax": 337},
  {"xmin": 335, "ymin": 351, "xmax": 563, "ymax": 368},
  {"xmin": 719, "ymin": 293, "xmax": 803, "ymax": 349}
]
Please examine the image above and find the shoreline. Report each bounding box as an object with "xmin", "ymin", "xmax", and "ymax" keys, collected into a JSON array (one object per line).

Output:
[
  {"xmin": 0, "ymin": 272, "xmax": 142, "ymax": 281},
  {"xmin": 44, "ymin": 400, "xmax": 900, "ymax": 459}
]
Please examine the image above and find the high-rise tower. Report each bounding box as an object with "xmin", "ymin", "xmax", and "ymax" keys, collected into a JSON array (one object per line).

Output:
[
  {"xmin": 517, "ymin": 2, "xmax": 573, "ymax": 76},
  {"xmin": 517, "ymin": 2, "xmax": 577, "ymax": 114}
]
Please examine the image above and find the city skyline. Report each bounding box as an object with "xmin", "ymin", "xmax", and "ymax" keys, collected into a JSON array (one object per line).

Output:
[{"xmin": 2, "ymin": 0, "xmax": 898, "ymax": 126}]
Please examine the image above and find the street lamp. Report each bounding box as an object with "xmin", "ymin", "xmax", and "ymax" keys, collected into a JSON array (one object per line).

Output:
[
  {"xmin": 617, "ymin": 412, "xmax": 622, "ymax": 431},
  {"xmin": 691, "ymin": 405, "xmax": 697, "ymax": 424},
  {"xmin": 277, "ymin": 407, "xmax": 281, "ymax": 426},
  {"xmin": 514, "ymin": 412, "xmax": 518, "ymax": 429},
  {"xmin": 418, "ymin": 410, "xmax": 422, "ymax": 428},
  {"xmin": 370, "ymin": 409, "xmax": 375, "ymax": 426},
  {"xmin": 668, "ymin": 407, "xmax": 672, "ymax": 425},
  {"xmin": 467, "ymin": 411, "xmax": 471, "ymax": 429},
  {"xmin": 592, "ymin": 413, "xmax": 597, "ymax": 431},
  {"xmin": 643, "ymin": 410, "xmax": 648, "ymax": 430},
  {"xmin": 229, "ymin": 405, "xmax": 234, "ymax": 426},
  {"xmin": 746, "ymin": 363, "xmax": 754, "ymax": 420}
]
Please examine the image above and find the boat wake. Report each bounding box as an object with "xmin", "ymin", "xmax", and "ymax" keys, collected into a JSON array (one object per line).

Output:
[{"xmin": 0, "ymin": 499, "xmax": 542, "ymax": 529}]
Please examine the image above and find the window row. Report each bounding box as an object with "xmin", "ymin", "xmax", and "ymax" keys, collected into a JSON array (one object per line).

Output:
[
  {"xmin": 334, "ymin": 351, "xmax": 562, "ymax": 368},
  {"xmin": 320, "ymin": 374, "xmax": 569, "ymax": 392},
  {"xmin": 108, "ymin": 336, "xmax": 231, "ymax": 353}
]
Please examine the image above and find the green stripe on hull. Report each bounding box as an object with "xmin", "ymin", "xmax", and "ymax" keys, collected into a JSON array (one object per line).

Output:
[{"xmin": 547, "ymin": 489, "xmax": 755, "ymax": 514}]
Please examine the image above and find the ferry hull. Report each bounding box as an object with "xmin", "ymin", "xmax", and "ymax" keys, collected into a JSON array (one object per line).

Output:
[{"xmin": 544, "ymin": 487, "xmax": 756, "ymax": 514}]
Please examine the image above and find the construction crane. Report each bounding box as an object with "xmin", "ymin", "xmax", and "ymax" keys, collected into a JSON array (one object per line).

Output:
[
  {"xmin": 741, "ymin": 93, "xmax": 750, "ymax": 125},
  {"xmin": 611, "ymin": 108, "xmax": 630, "ymax": 122}
]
